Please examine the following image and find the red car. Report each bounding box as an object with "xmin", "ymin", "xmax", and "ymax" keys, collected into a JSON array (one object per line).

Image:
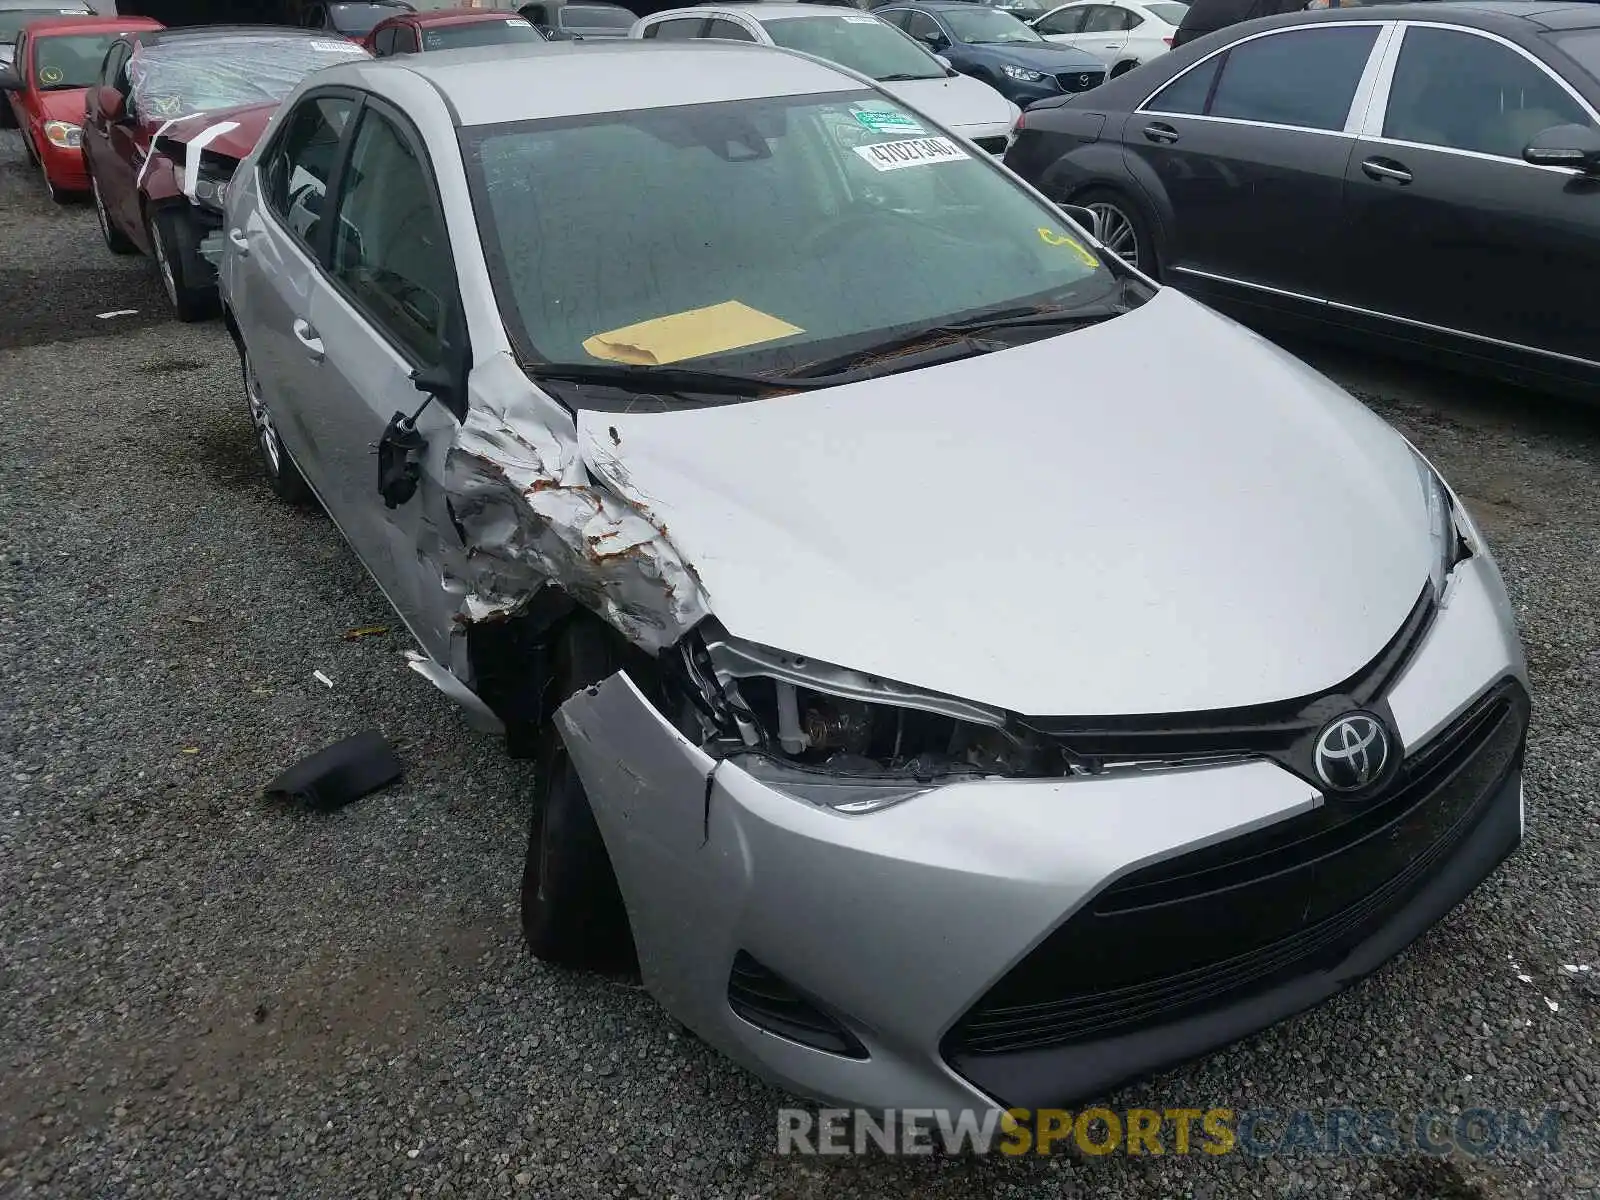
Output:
[
  {"xmin": 82, "ymin": 25, "xmax": 369, "ymax": 321},
  {"xmin": 364, "ymin": 6, "xmax": 551, "ymax": 55},
  {"xmin": 0, "ymin": 14, "xmax": 161, "ymax": 201}
]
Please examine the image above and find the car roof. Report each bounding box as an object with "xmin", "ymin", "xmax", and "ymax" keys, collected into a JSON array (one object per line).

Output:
[
  {"xmin": 333, "ymin": 39, "xmax": 867, "ymax": 125},
  {"xmin": 1261, "ymin": 1, "xmax": 1600, "ymax": 31},
  {"xmin": 18, "ymin": 14, "xmax": 160, "ymax": 34},
  {"xmin": 133, "ymin": 23, "xmax": 352, "ymax": 45},
  {"xmin": 651, "ymin": 2, "xmax": 858, "ymax": 16}
]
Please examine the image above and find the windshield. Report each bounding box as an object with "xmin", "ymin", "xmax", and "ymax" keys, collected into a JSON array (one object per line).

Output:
[
  {"xmin": 560, "ymin": 5, "xmax": 634, "ymax": 28},
  {"xmin": 0, "ymin": 9, "xmax": 81, "ymax": 40},
  {"xmin": 1144, "ymin": 1, "xmax": 1188, "ymax": 20},
  {"xmin": 942, "ymin": 7, "xmax": 1043, "ymax": 43},
  {"xmin": 33, "ymin": 31, "xmax": 118, "ymax": 88},
  {"xmin": 422, "ymin": 17, "xmax": 546, "ymax": 49},
  {"xmin": 127, "ymin": 35, "xmax": 367, "ymax": 119},
  {"xmin": 1553, "ymin": 29, "xmax": 1600, "ymax": 78},
  {"xmin": 330, "ymin": 3, "xmax": 409, "ymax": 34},
  {"xmin": 762, "ymin": 15, "xmax": 943, "ymax": 80},
  {"xmin": 463, "ymin": 92, "xmax": 1116, "ymax": 380}
]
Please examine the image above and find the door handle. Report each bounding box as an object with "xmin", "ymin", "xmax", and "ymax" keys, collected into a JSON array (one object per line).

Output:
[
  {"xmin": 292, "ymin": 318, "xmax": 325, "ymax": 361},
  {"xmin": 1361, "ymin": 157, "xmax": 1412, "ymax": 184},
  {"xmin": 227, "ymin": 228, "xmax": 249, "ymax": 257},
  {"xmin": 1142, "ymin": 121, "xmax": 1179, "ymax": 144}
]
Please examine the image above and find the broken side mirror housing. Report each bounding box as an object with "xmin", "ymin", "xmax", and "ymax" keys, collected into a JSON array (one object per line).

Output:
[{"xmin": 1523, "ymin": 123, "xmax": 1600, "ymax": 175}]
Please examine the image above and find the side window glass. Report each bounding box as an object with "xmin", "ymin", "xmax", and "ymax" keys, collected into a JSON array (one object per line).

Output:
[
  {"xmin": 705, "ymin": 18, "xmax": 756, "ymax": 40},
  {"xmin": 648, "ymin": 17, "xmax": 704, "ymax": 39},
  {"xmin": 1144, "ymin": 54, "xmax": 1219, "ymax": 114},
  {"xmin": 373, "ymin": 27, "xmax": 396, "ymax": 55},
  {"xmin": 1082, "ymin": 7, "xmax": 1122, "ymax": 33},
  {"xmin": 1382, "ymin": 27, "xmax": 1593, "ymax": 159},
  {"xmin": 1036, "ymin": 6, "xmax": 1087, "ymax": 34},
  {"xmin": 262, "ymin": 94, "xmax": 355, "ymax": 255},
  {"xmin": 396, "ymin": 25, "xmax": 420, "ymax": 51},
  {"xmin": 1207, "ymin": 26, "xmax": 1379, "ymax": 131},
  {"xmin": 1121, "ymin": 10, "xmax": 1142, "ymax": 29},
  {"xmin": 907, "ymin": 12, "xmax": 943, "ymax": 40},
  {"xmin": 881, "ymin": 8, "xmax": 912, "ymax": 30},
  {"xmin": 331, "ymin": 109, "xmax": 457, "ymax": 365}
]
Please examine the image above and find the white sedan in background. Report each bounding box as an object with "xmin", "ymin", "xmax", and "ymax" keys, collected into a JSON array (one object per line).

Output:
[
  {"xmin": 631, "ymin": 3, "xmax": 1019, "ymax": 153},
  {"xmin": 1029, "ymin": 0, "xmax": 1186, "ymax": 77}
]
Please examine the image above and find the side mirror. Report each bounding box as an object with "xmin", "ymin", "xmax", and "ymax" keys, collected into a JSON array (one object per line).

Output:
[
  {"xmin": 1523, "ymin": 123, "xmax": 1600, "ymax": 175},
  {"xmin": 933, "ymin": 52, "xmax": 952, "ymax": 69},
  {"xmin": 0, "ymin": 64, "xmax": 20, "ymax": 92},
  {"xmin": 95, "ymin": 85, "xmax": 124, "ymax": 121},
  {"xmin": 1059, "ymin": 203, "xmax": 1102, "ymax": 241}
]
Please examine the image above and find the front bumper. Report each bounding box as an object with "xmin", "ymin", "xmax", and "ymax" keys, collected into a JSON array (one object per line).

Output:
[
  {"xmin": 557, "ymin": 555, "xmax": 1527, "ymax": 1110},
  {"xmin": 40, "ymin": 141, "xmax": 89, "ymax": 192}
]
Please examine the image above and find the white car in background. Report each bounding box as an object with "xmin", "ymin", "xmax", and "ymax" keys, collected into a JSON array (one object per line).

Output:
[
  {"xmin": 1029, "ymin": 0, "xmax": 1186, "ymax": 77},
  {"xmin": 631, "ymin": 3, "xmax": 1020, "ymax": 153}
]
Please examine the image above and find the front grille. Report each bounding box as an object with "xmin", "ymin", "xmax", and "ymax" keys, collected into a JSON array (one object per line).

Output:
[
  {"xmin": 727, "ymin": 952, "xmax": 868, "ymax": 1059},
  {"xmin": 945, "ymin": 679, "xmax": 1528, "ymax": 1057},
  {"xmin": 1057, "ymin": 70, "xmax": 1105, "ymax": 92},
  {"xmin": 974, "ymin": 135, "xmax": 1009, "ymax": 155}
]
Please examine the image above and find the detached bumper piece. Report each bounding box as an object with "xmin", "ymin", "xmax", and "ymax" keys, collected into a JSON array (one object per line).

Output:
[
  {"xmin": 263, "ymin": 729, "xmax": 405, "ymax": 811},
  {"xmin": 945, "ymin": 678, "xmax": 1529, "ymax": 1108}
]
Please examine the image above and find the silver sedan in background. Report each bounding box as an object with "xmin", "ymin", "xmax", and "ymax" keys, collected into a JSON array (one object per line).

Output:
[{"xmin": 217, "ymin": 38, "xmax": 1529, "ymax": 1112}]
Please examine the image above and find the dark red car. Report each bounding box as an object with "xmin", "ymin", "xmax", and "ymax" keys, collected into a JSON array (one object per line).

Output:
[
  {"xmin": 363, "ymin": 6, "xmax": 552, "ymax": 55},
  {"xmin": 82, "ymin": 24, "xmax": 370, "ymax": 321},
  {"xmin": 0, "ymin": 14, "xmax": 162, "ymax": 201}
]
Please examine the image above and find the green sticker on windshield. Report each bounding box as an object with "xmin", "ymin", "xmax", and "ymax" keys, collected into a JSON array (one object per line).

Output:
[{"xmin": 852, "ymin": 107, "xmax": 924, "ymax": 135}]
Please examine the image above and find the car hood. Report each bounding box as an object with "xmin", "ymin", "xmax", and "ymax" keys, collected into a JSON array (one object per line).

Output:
[
  {"xmin": 38, "ymin": 87, "xmax": 91, "ymax": 121},
  {"xmin": 576, "ymin": 289, "xmax": 1436, "ymax": 717},
  {"xmin": 143, "ymin": 100, "xmax": 277, "ymax": 161},
  {"xmin": 880, "ymin": 70, "xmax": 1017, "ymax": 133},
  {"xmin": 972, "ymin": 39, "xmax": 1104, "ymax": 69}
]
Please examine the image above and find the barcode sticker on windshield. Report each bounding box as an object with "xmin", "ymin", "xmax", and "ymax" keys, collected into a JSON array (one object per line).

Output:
[
  {"xmin": 311, "ymin": 39, "xmax": 367, "ymax": 53},
  {"xmin": 843, "ymin": 13, "xmax": 877, "ymax": 20},
  {"xmin": 853, "ymin": 135, "xmax": 967, "ymax": 172}
]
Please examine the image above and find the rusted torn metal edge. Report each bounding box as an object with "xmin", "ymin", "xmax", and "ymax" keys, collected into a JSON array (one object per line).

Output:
[{"xmin": 434, "ymin": 353, "xmax": 712, "ymax": 659}]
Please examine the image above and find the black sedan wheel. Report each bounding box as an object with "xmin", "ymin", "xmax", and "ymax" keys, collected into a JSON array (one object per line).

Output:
[{"xmin": 1078, "ymin": 187, "xmax": 1159, "ymax": 279}]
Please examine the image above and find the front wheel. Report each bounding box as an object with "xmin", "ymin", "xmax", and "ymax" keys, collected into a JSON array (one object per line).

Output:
[
  {"xmin": 520, "ymin": 620, "xmax": 637, "ymax": 973},
  {"xmin": 146, "ymin": 205, "xmax": 217, "ymax": 322},
  {"xmin": 1076, "ymin": 186, "xmax": 1159, "ymax": 279},
  {"xmin": 92, "ymin": 174, "xmax": 136, "ymax": 254}
]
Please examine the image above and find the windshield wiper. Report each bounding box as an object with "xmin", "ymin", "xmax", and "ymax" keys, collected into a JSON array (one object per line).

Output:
[
  {"xmin": 527, "ymin": 360, "xmax": 823, "ymax": 397},
  {"xmin": 786, "ymin": 302, "xmax": 1127, "ymax": 381},
  {"xmin": 877, "ymin": 72, "xmax": 941, "ymax": 81}
]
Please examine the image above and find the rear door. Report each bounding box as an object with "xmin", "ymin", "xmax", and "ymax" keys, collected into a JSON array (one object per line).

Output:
[
  {"xmin": 1129, "ymin": 21, "xmax": 1388, "ymax": 300},
  {"xmin": 1334, "ymin": 21, "xmax": 1600, "ymax": 365},
  {"xmin": 245, "ymin": 89, "xmax": 361, "ymax": 497}
]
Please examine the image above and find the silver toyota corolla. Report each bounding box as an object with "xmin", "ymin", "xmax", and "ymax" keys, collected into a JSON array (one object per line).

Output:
[{"xmin": 217, "ymin": 38, "xmax": 1530, "ymax": 1112}]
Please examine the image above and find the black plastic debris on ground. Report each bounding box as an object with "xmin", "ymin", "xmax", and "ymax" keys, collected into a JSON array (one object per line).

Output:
[{"xmin": 264, "ymin": 730, "xmax": 404, "ymax": 811}]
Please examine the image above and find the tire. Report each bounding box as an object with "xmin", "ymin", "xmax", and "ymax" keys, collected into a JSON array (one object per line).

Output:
[
  {"xmin": 91, "ymin": 173, "xmax": 136, "ymax": 254},
  {"xmin": 1076, "ymin": 185, "xmax": 1160, "ymax": 279},
  {"xmin": 240, "ymin": 343, "xmax": 315, "ymax": 506},
  {"xmin": 520, "ymin": 619, "xmax": 638, "ymax": 973},
  {"xmin": 146, "ymin": 204, "xmax": 218, "ymax": 322}
]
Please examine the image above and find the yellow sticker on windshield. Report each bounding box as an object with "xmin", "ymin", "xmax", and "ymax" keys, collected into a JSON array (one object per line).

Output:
[
  {"xmin": 583, "ymin": 301, "xmax": 804, "ymax": 366},
  {"xmin": 39, "ymin": 65, "xmax": 64, "ymax": 84},
  {"xmin": 1038, "ymin": 226, "xmax": 1100, "ymax": 268}
]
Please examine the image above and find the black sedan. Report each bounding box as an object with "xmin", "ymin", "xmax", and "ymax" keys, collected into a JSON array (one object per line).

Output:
[{"xmin": 1004, "ymin": 2, "xmax": 1600, "ymax": 395}]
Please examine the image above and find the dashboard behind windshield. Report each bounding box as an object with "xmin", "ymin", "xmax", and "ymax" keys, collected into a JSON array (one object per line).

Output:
[{"xmin": 463, "ymin": 91, "xmax": 1113, "ymax": 380}]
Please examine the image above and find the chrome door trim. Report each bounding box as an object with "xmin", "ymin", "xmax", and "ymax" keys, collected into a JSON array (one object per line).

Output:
[{"xmin": 1171, "ymin": 265, "xmax": 1600, "ymax": 369}]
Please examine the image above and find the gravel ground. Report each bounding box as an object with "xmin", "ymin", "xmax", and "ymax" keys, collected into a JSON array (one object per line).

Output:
[{"xmin": 1, "ymin": 127, "xmax": 1597, "ymax": 1200}]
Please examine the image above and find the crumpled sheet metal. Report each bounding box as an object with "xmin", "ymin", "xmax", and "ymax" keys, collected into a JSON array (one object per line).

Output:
[{"xmin": 442, "ymin": 356, "xmax": 711, "ymax": 653}]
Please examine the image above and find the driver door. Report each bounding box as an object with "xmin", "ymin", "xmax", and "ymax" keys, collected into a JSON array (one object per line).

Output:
[{"xmin": 1333, "ymin": 22, "xmax": 1600, "ymax": 363}]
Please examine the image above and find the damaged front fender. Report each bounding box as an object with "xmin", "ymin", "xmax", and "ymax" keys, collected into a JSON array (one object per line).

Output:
[{"xmin": 436, "ymin": 354, "xmax": 712, "ymax": 656}]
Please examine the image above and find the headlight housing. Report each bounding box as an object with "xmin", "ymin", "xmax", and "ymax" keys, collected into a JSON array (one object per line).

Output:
[
  {"xmin": 673, "ymin": 627, "xmax": 1039, "ymax": 814},
  {"xmin": 1002, "ymin": 64, "xmax": 1046, "ymax": 82},
  {"xmin": 1411, "ymin": 447, "xmax": 1472, "ymax": 602},
  {"xmin": 43, "ymin": 120, "xmax": 82, "ymax": 149}
]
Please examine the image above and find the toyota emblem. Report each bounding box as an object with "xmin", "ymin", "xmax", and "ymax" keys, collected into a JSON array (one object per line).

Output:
[{"xmin": 1313, "ymin": 712, "xmax": 1392, "ymax": 794}]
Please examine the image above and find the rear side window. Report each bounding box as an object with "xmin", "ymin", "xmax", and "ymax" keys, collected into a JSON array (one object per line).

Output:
[
  {"xmin": 1206, "ymin": 26, "xmax": 1379, "ymax": 130},
  {"xmin": 1553, "ymin": 29, "xmax": 1600, "ymax": 76},
  {"xmin": 1144, "ymin": 53, "xmax": 1219, "ymax": 114},
  {"xmin": 261, "ymin": 94, "xmax": 356, "ymax": 255},
  {"xmin": 706, "ymin": 18, "xmax": 757, "ymax": 40},
  {"xmin": 330, "ymin": 108, "xmax": 458, "ymax": 365},
  {"xmin": 645, "ymin": 17, "xmax": 704, "ymax": 38}
]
